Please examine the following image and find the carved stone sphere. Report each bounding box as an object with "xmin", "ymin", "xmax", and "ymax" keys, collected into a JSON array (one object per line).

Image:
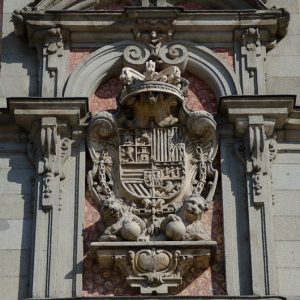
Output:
[
  {"xmin": 121, "ymin": 221, "xmax": 141, "ymax": 241},
  {"xmin": 165, "ymin": 221, "xmax": 186, "ymax": 241}
]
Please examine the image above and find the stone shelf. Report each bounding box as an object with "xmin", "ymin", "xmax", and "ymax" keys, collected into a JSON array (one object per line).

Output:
[{"xmin": 90, "ymin": 241, "xmax": 217, "ymax": 295}]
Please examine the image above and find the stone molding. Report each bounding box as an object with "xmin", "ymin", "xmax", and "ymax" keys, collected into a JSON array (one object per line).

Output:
[
  {"xmin": 20, "ymin": 0, "xmax": 268, "ymax": 11},
  {"xmin": 7, "ymin": 98, "xmax": 88, "ymax": 298},
  {"xmin": 13, "ymin": 9, "xmax": 288, "ymax": 45},
  {"xmin": 220, "ymin": 95, "xmax": 299, "ymax": 296},
  {"xmin": 64, "ymin": 41, "xmax": 241, "ymax": 100}
]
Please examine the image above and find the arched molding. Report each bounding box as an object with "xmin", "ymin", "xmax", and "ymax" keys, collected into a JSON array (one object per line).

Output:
[{"xmin": 64, "ymin": 41, "xmax": 242, "ymax": 101}]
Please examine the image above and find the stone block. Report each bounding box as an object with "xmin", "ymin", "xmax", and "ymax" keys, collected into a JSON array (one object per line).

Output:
[
  {"xmin": 0, "ymin": 249, "xmax": 31, "ymax": 276},
  {"xmin": 272, "ymin": 163, "xmax": 300, "ymax": 190},
  {"xmin": 275, "ymin": 216, "xmax": 300, "ymax": 241},
  {"xmin": 275, "ymin": 191, "xmax": 300, "ymax": 216},
  {"xmin": 266, "ymin": 56, "xmax": 300, "ymax": 77},
  {"xmin": 0, "ymin": 154, "xmax": 33, "ymax": 169},
  {"xmin": 0, "ymin": 194, "xmax": 32, "ymax": 220},
  {"xmin": 287, "ymin": 14, "xmax": 300, "ymax": 36},
  {"xmin": 0, "ymin": 219, "xmax": 32, "ymax": 249},
  {"xmin": 273, "ymin": 153, "xmax": 300, "ymax": 164},
  {"xmin": 3, "ymin": 0, "xmax": 32, "ymax": 13},
  {"xmin": 0, "ymin": 276, "xmax": 30, "ymax": 299},
  {"xmin": 276, "ymin": 241, "xmax": 300, "ymax": 268},
  {"xmin": 267, "ymin": 36, "xmax": 300, "ymax": 57},
  {"xmin": 0, "ymin": 54, "xmax": 38, "ymax": 77},
  {"xmin": 1, "ymin": 33, "xmax": 36, "ymax": 55},
  {"xmin": 278, "ymin": 268, "xmax": 300, "ymax": 296},
  {"xmin": 0, "ymin": 168, "xmax": 34, "ymax": 194},
  {"xmin": 0, "ymin": 75, "xmax": 39, "ymax": 97},
  {"xmin": 268, "ymin": 0, "xmax": 300, "ymax": 14}
]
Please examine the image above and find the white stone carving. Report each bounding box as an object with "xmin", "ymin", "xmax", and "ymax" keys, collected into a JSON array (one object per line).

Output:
[{"xmin": 87, "ymin": 54, "xmax": 218, "ymax": 294}]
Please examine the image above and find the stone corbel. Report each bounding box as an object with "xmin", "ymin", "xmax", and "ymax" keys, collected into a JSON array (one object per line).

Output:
[
  {"xmin": 8, "ymin": 98, "xmax": 88, "ymax": 210},
  {"xmin": 220, "ymin": 95, "xmax": 296, "ymax": 295},
  {"xmin": 29, "ymin": 117, "xmax": 71, "ymax": 210},
  {"xmin": 236, "ymin": 115, "xmax": 276, "ymax": 205}
]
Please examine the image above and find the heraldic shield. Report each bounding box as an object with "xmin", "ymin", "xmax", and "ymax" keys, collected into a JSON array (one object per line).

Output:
[
  {"xmin": 119, "ymin": 127, "xmax": 185, "ymax": 201},
  {"xmin": 87, "ymin": 56, "xmax": 219, "ymax": 295}
]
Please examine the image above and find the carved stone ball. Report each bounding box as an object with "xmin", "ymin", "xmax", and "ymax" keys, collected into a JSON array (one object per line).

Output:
[
  {"xmin": 165, "ymin": 221, "xmax": 186, "ymax": 241},
  {"xmin": 121, "ymin": 221, "xmax": 141, "ymax": 241}
]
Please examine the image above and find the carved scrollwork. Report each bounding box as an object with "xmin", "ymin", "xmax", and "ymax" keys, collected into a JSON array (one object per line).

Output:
[
  {"xmin": 88, "ymin": 47, "xmax": 218, "ymax": 294},
  {"xmin": 123, "ymin": 44, "xmax": 151, "ymax": 70},
  {"xmin": 27, "ymin": 117, "xmax": 71, "ymax": 211},
  {"xmin": 159, "ymin": 44, "xmax": 188, "ymax": 72}
]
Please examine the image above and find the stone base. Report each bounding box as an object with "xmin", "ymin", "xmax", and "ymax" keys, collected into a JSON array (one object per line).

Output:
[{"xmin": 90, "ymin": 241, "xmax": 217, "ymax": 295}]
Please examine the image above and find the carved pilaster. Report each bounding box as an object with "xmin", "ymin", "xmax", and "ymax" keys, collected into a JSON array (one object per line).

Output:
[
  {"xmin": 8, "ymin": 98, "xmax": 88, "ymax": 299},
  {"xmin": 220, "ymin": 95, "xmax": 295, "ymax": 296}
]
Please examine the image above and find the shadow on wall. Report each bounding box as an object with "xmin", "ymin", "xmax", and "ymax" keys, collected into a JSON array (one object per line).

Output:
[
  {"xmin": 1, "ymin": 150, "xmax": 35, "ymax": 299},
  {"xmin": 0, "ymin": 32, "xmax": 38, "ymax": 97}
]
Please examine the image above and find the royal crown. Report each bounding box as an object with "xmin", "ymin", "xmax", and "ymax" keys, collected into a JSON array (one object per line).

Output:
[{"xmin": 119, "ymin": 60, "xmax": 189, "ymax": 105}]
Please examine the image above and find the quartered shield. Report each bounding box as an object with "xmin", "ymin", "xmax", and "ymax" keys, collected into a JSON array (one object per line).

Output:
[{"xmin": 119, "ymin": 127, "xmax": 185, "ymax": 201}]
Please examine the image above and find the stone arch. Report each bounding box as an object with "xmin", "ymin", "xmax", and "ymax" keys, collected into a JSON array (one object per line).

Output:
[{"xmin": 64, "ymin": 41, "xmax": 242, "ymax": 102}]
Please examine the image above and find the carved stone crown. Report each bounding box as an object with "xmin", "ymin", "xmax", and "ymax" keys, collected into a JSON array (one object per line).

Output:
[{"xmin": 119, "ymin": 60, "xmax": 189, "ymax": 105}]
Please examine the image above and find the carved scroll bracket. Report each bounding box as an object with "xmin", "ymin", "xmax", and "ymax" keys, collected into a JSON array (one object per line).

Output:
[
  {"xmin": 28, "ymin": 117, "xmax": 72, "ymax": 210},
  {"xmin": 8, "ymin": 98, "xmax": 88, "ymax": 210},
  {"xmin": 235, "ymin": 115, "xmax": 276, "ymax": 205}
]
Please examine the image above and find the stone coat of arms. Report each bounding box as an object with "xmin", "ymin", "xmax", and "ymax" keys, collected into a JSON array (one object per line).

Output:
[{"xmin": 87, "ymin": 54, "xmax": 218, "ymax": 294}]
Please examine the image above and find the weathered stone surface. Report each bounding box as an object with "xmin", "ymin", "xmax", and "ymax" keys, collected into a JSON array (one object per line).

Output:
[
  {"xmin": 278, "ymin": 268, "xmax": 300, "ymax": 296},
  {"xmin": 268, "ymin": 0, "xmax": 300, "ymax": 14},
  {"xmin": 276, "ymin": 241, "xmax": 300, "ymax": 268},
  {"xmin": 0, "ymin": 194, "xmax": 32, "ymax": 220},
  {"xmin": 0, "ymin": 219, "xmax": 32, "ymax": 250},
  {"xmin": 275, "ymin": 191, "xmax": 300, "ymax": 216},
  {"xmin": 0, "ymin": 249, "xmax": 31, "ymax": 276},
  {"xmin": 0, "ymin": 276, "xmax": 30, "ymax": 300},
  {"xmin": 272, "ymin": 164, "xmax": 300, "ymax": 190},
  {"xmin": 0, "ymin": 168, "xmax": 34, "ymax": 194},
  {"xmin": 274, "ymin": 216, "xmax": 300, "ymax": 241}
]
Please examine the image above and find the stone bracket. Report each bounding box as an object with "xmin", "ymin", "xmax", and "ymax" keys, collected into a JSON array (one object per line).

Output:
[
  {"xmin": 90, "ymin": 241, "xmax": 217, "ymax": 295},
  {"xmin": 8, "ymin": 98, "xmax": 88, "ymax": 210}
]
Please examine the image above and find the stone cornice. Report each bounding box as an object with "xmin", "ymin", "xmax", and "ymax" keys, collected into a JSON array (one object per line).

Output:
[
  {"xmin": 219, "ymin": 95, "xmax": 300, "ymax": 134},
  {"xmin": 7, "ymin": 97, "xmax": 88, "ymax": 131},
  {"xmin": 13, "ymin": 8, "xmax": 289, "ymax": 46}
]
